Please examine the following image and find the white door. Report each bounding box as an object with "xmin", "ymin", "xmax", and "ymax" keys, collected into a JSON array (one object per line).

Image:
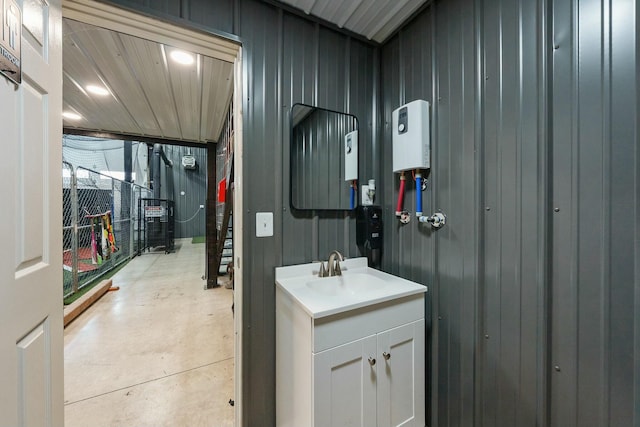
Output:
[
  {"xmin": 0, "ymin": 0, "xmax": 63, "ymax": 426},
  {"xmin": 314, "ymin": 335, "xmax": 378, "ymax": 427},
  {"xmin": 377, "ymin": 320, "xmax": 425, "ymax": 427}
]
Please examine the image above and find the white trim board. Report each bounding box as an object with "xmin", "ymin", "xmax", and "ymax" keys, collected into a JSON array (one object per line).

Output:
[{"xmin": 63, "ymin": 0, "xmax": 239, "ymax": 63}]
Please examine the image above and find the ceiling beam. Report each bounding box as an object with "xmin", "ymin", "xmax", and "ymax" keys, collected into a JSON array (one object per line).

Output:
[{"xmin": 63, "ymin": 127, "xmax": 215, "ymax": 148}]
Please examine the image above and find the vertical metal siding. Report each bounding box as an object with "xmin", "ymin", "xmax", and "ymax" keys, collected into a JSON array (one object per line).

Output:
[
  {"xmin": 383, "ymin": 2, "xmax": 479, "ymax": 425},
  {"xmin": 315, "ymin": 28, "xmax": 349, "ymax": 254},
  {"xmin": 123, "ymin": 0, "xmax": 234, "ymax": 34},
  {"xmin": 550, "ymin": 0, "xmax": 638, "ymax": 426},
  {"xmin": 238, "ymin": 3, "xmax": 377, "ymax": 424},
  {"xmin": 384, "ymin": 0, "xmax": 547, "ymax": 426},
  {"xmin": 349, "ymin": 38, "xmax": 377, "ymax": 182},
  {"xmin": 383, "ymin": 0, "xmax": 638, "ymax": 426},
  {"xmin": 183, "ymin": 0, "xmax": 235, "ymax": 34},
  {"xmin": 480, "ymin": 0, "xmax": 545, "ymax": 426},
  {"xmin": 281, "ymin": 12, "xmax": 317, "ymax": 265},
  {"xmin": 126, "ymin": 0, "xmax": 181, "ymax": 16},
  {"xmin": 236, "ymin": 2, "xmax": 281, "ymax": 424},
  {"xmin": 163, "ymin": 145, "xmax": 207, "ymax": 239},
  {"xmin": 278, "ymin": 10, "xmax": 376, "ymax": 264},
  {"xmin": 380, "ymin": 35, "xmax": 402, "ymax": 275},
  {"xmin": 434, "ymin": 1, "xmax": 479, "ymax": 426}
]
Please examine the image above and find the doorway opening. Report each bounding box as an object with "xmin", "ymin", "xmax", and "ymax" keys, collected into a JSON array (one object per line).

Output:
[{"xmin": 60, "ymin": 1, "xmax": 244, "ymax": 425}]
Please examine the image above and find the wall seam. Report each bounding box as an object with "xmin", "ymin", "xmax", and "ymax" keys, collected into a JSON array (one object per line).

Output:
[{"xmin": 429, "ymin": 4, "xmax": 439, "ymax": 426}]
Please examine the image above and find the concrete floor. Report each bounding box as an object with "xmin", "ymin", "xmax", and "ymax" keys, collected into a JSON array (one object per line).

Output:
[{"xmin": 64, "ymin": 239, "xmax": 234, "ymax": 427}]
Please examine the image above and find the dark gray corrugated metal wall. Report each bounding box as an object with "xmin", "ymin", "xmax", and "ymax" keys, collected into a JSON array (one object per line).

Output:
[
  {"xmin": 479, "ymin": 0, "xmax": 547, "ymax": 424},
  {"xmin": 382, "ymin": 3, "xmax": 480, "ymax": 425},
  {"xmin": 383, "ymin": 0, "xmax": 638, "ymax": 427},
  {"xmin": 127, "ymin": 0, "xmax": 235, "ymax": 33},
  {"xmin": 279, "ymin": 18, "xmax": 378, "ymax": 265},
  {"xmin": 239, "ymin": 3, "xmax": 377, "ymax": 421},
  {"xmin": 163, "ymin": 145, "xmax": 207, "ymax": 239},
  {"xmin": 550, "ymin": 0, "xmax": 638, "ymax": 426}
]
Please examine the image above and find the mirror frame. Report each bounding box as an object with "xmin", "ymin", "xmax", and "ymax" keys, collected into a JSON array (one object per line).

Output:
[{"xmin": 289, "ymin": 103, "xmax": 360, "ymax": 211}]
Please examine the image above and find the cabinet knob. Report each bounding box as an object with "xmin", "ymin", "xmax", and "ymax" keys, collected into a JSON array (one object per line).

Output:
[
  {"xmin": 368, "ymin": 357, "xmax": 376, "ymax": 366},
  {"xmin": 383, "ymin": 352, "xmax": 391, "ymax": 361}
]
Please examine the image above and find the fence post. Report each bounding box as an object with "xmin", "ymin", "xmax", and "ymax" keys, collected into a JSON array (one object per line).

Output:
[
  {"xmin": 70, "ymin": 165, "xmax": 79, "ymax": 294},
  {"xmin": 129, "ymin": 183, "xmax": 135, "ymax": 259},
  {"xmin": 137, "ymin": 190, "xmax": 142, "ymax": 256}
]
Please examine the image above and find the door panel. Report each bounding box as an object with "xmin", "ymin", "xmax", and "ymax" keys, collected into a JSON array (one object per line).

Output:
[
  {"xmin": 314, "ymin": 335, "xmax": 377, "ymax": 427},
  {"xmin": 377, "ymin": 320, "xmax": 426, "ymax": 427},
  {"xmin": 0, "ymin": 1, "xmax": 63, "ymax": 426},
  {"xmin": 17, "ymin": 320, "xmax": 50, "ymax": 426},
  {"xmin": 24, "ymin": 0, "xmax": 47, "ymax": 51},
  {"xmin": 18, "ymin": 80, "xmax": 47, "ymax": 268}
]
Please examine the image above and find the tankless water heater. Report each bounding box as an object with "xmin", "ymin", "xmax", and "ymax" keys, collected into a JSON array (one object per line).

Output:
[{"xmin": 392, "ymin": 100, "xmax": 430, "ymax": 173}]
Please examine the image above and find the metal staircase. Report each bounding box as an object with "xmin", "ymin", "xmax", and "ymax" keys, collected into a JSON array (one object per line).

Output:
[{"xmin": 215, "ymin": 160, "xmax": 233, "ymax": 277}]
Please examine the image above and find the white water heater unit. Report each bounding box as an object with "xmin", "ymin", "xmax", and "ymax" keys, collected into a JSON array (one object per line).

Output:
[{"xmin": 392, "ymin": 100, "xmax": 430, "ymax": 173}]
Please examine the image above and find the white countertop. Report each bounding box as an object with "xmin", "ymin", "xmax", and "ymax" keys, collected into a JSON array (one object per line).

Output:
[{"xmin": 275, "ymin": 257, "xmax": 427, "ymax": 319}]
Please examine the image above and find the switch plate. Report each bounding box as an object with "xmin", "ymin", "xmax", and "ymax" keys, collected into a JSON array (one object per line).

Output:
[
  {"xmin": 256, "ymin": 212, "xmax": 273, "ymax": 237},
  {"xmin": 361, "ymin": 184, "xmax": 374, "ymax": 205}
]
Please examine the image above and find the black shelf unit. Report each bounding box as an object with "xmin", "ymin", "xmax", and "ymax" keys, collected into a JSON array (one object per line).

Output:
[{"xmin": 138, "ymin": 198, "xmax": 175, "ymax": 254}]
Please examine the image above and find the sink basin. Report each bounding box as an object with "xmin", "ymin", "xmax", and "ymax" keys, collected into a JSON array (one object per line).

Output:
[
  {"xmin": 275, "ymin": 257, "xmax": 427, "ymax": 318},
  {"xmin": 306, "ymin": 273, "xmax": 388, "ymax": 296}
]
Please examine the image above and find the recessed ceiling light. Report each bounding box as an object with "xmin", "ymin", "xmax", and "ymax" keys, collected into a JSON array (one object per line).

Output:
[
  {"xmin": 170, "ymin": 50, "xmax": 194, "ymax": 65},
  {"xmin": 63, "ymin": 111, "xmax": 82, "ymax": 121},
  {"xmin": 86, "ymin": 85, "xmax": 110, "ymax": 96}
]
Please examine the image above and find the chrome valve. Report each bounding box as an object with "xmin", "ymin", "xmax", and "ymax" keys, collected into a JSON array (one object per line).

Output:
[{"xmin": 420, "ymin": 211, "xmax": 446, "ymax": 229}]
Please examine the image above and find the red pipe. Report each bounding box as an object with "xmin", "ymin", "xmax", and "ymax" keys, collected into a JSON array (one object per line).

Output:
[{"xmin": 396, "ymin": 173, "xmax": 406, "ymax": 215}]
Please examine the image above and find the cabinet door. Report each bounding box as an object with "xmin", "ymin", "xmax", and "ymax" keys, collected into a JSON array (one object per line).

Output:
[
  {"xmin": 377, "ymin": 319, "xmax": 425, "ymax": 427},
  {"xmin": 314, "ymin": 335, "xmax": 378, "ymax": 427}
]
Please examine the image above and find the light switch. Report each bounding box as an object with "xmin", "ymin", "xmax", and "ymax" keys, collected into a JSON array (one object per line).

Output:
[{"xmin": 256, "ymin": 212, "xmax": 273, "ymax": 237}]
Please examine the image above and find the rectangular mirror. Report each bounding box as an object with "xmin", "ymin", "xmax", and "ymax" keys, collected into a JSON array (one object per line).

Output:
[{"xmin": 290, "ymin": 103, "xmax": 359, "ymax": 211}]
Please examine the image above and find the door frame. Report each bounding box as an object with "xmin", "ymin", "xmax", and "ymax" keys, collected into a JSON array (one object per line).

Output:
[{"xmin": 61, "ymin": 1, "xmax": 244, "ymax": 424}]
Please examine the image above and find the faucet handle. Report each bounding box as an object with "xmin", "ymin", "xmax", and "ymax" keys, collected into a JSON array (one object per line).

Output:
[
  {"xmin": 317, "ymin": 261, "xmax": 328, "ymax": 277},
  {"xmin": 333, "ymin": 261, "xmax": 342, "ymax": 276}
]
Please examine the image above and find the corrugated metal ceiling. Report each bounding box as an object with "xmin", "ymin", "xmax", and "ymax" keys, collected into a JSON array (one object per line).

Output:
[
  {"xmin": 277, "ymin": 0, "xmax": 428, "ymax": 43},
  {"xmin": 63, "ymin": 19, "xmax": 234, "ymax": 143}
]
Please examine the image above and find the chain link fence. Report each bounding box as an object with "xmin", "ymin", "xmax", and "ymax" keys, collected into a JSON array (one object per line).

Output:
[{"xmin": 63, "ymin": 164, "xmax": 151, "ymax": 299}]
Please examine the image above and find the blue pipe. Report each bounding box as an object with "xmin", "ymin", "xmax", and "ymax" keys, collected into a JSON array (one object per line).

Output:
[
  {"xmin": 350, "ymin": 185, "xmax": 355, "ymax": 209},
  {"xmin": 416, "ymin": 174, "xmax": 423, "ymax": 216}
]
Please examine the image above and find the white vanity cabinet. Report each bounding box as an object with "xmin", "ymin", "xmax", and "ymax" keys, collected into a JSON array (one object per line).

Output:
[{"xmin": 276, "ymin": 286, "xmax": 425, "ymax": 427}]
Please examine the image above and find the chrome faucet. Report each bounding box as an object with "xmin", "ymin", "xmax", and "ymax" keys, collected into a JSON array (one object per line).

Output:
[
  {"xmin": 327, "ymin": 250, "xmax": 344, "ymax": 277},
  {"xmin": 316, "ymin": 250, "xmax": 345, "ymax": 277}
]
